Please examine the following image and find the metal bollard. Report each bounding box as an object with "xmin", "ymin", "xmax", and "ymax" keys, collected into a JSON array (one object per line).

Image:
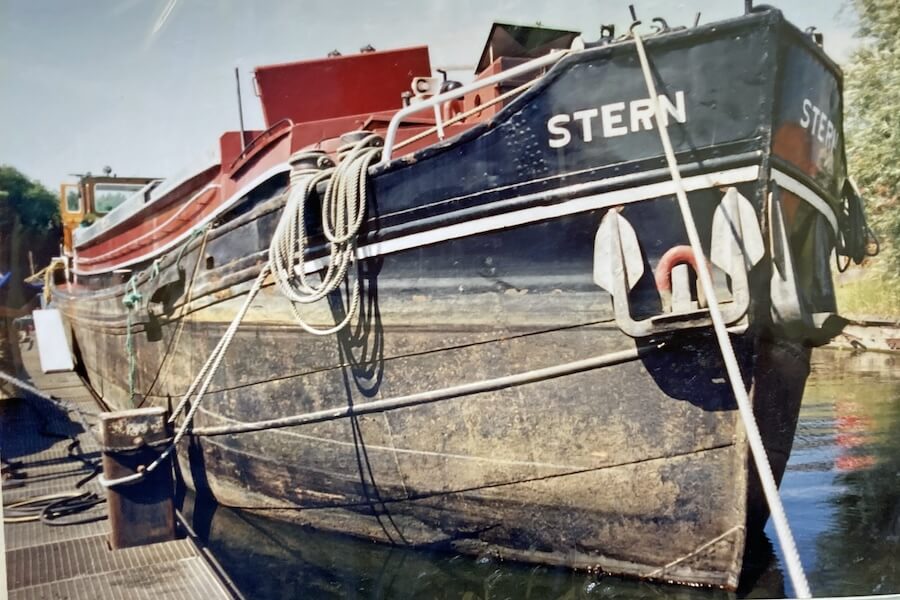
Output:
[{"xmin": 100, "ymin": 407, "xmax": 175, "ymax": 549}]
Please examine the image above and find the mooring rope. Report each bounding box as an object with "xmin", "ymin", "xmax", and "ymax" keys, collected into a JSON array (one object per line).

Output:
[
  {"xmin": 631, "ymin": 30, "xmax": 811, "ymax": 598},
  {"xmin": 102, "ymin": 136, "xmax": 383, "ymax": 487},
  {"xmin": 0, "ymin": 369, "xmax": 104, "ymax": 447},
  {"xmin": 269, "ymin": 134, "xmax": 382, "ymax": 335}
]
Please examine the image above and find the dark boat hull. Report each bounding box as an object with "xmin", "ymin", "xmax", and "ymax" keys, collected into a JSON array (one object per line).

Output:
[
  {"xmin": 52, "ymin": 8, "xmax": 847, "ymax": 589},
  {"xmin": 56, "ymin": 202, "xmax": 809, "ymax": 588}
]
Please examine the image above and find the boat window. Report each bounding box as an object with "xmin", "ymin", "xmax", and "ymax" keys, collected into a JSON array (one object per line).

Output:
[
  {"xmin": 63, "ymin": 185, "xmax": 81, "ymax": 213},
  {"xmin": 93, "ymin": 183, "xmax": 143, "ymax": 214}
]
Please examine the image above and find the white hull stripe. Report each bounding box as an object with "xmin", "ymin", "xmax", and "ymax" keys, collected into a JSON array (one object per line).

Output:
[
  {"xmin": 298, "ymin": 165, "xmax": 838, "ymax": 274},
  {"xmin": 301, "ymin": 165, "xmax": 763, "ymax": 273},
  {"xmin": 770, "ymin": 169, "xmax": 839, "ymax": 233},
  {"xmin": 75, "ymin": 162, "xmax": 838, "ymax": 277}
]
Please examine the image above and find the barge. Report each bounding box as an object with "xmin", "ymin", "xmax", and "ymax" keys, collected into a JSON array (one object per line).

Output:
[{"xmin": 49, "ymin": 6, "xmax": 873, "ymax": 589}]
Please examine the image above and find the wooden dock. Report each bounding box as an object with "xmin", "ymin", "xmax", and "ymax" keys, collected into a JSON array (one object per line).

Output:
[{"xmin": 1, "ymin": 342, "xmax": 237, "ymax": 599}]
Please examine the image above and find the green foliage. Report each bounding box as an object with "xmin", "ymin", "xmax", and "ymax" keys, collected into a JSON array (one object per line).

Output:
[
  {"xmin": 0, "ymin": 165, "xmax": 61, "ymax": 308},
  {"xmin": 0, "ymin": 165, "xmax": 60, "ymax": 232},
  {"xmin": 835, "ymin": 272, "xmax": 900, "ymax": 318},
  {"xmin": 845, "ymin": 0, "xmax": 900, "ymax": 273}
]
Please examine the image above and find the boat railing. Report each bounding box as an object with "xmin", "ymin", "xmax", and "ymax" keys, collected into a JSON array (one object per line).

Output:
[
  {"xmin": 72, "ymin": 179, "xmax": 164, "ymax": 248},
  {"xmin": 379, "ymin": 49, "xmax": 570, "ymax": 166},
  {"xmin": 228, "ymin": 117, "xmax": 294, "ymax": 176}
]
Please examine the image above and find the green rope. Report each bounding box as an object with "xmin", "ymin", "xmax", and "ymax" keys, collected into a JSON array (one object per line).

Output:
[
  {"xmin": 122, "ymin": 276, "xmax": 142, "ymax": 404},
  {"xmin": 120, "ymin": 225, "xmax": 209, "ymax": 405},
  {"xmin": 174, "ymin": 225, "xmax": 209, "ymax": 267}
]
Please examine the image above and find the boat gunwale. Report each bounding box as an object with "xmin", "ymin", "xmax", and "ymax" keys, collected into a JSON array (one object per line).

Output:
[
  {"xmin": 73, "ymin": 162, "xmax": 221, "ymax": 249},
  {"xmin": 373, "ymin": 7, "xmax": 842, "ymax": 180}
]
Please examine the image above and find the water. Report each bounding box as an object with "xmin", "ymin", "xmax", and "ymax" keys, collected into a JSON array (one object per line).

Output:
[
  {"xmin": 770, "ymin": 350, "xmax": 899, "ymax": 598},
  {"xmin": 183, "ymin": 349, "xmax": 899, "ymax": 599}
]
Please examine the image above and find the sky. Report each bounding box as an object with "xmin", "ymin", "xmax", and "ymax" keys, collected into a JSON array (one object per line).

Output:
[{"xmin": 0, "ymin": 0, "xmax": 860, "ymax": 190}]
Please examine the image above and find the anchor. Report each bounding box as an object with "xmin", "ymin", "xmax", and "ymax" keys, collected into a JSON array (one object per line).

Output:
[
  {"xmin": 594, "ymin": 187, "xmax": 764, "ymax": 337},
  {"xmin": 768, "ymin": 185, "xmax": 808, "ymax": 329}
]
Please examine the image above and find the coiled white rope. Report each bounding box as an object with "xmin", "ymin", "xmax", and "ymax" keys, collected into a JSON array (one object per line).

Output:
[
  {"xmin": 269, "ymin": 134, "xmax": 382, "ymax": 335},
  {"xmin": 631, "ymin": 31, "xmax": 811, "ymax": 598}
]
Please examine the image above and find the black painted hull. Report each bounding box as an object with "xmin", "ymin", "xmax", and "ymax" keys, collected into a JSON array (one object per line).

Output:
[
  {"xmin": 52, "ymin": 8, "xmax": 845, "ymax": 589},
  {"xmin": 55, "ymin": 192, "xmax": 810, "ymax": 588}
]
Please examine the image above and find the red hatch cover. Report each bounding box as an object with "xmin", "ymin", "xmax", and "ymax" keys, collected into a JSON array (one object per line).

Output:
[{"xmin": 254, "ymin": 46, "xmax": 432, "ymax": 127}]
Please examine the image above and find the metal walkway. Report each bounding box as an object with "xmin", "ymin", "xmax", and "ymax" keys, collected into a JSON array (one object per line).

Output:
[{"xmin": 1, "ymin": 342, "xmax": 235, "ymax": 599}]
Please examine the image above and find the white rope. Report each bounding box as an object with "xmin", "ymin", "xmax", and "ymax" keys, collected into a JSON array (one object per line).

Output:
[
  {"xmin": 0, "ymin": 368, "xmax": 59, "ymax": 403},
  {"xmin": 103, "ymin": 135, "xmax": 382, "ymax": 487},
  {"xmin": 268, "ymin": 134, "xmax": 381, "ymax": 335},
  {"xmin": 168, "ymin": 136, "xmax": 381, "ymax": 429},
  {"xmin": 100, "ymin": 266, "xmax": 270, "ymax": 488},
  {"xmin": 631, "ymin": 31, "xmax": 811, "ymax": 598}
]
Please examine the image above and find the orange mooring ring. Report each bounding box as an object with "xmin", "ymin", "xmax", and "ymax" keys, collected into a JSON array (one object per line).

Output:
[{"xmin": 654, "ymin": 245, "xmax": 705, "ymax": 292}]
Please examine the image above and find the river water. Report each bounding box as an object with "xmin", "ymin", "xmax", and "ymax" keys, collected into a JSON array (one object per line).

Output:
[{"xmin": 184, "ymin": 349, "xmax": 899, "ymax": 599}]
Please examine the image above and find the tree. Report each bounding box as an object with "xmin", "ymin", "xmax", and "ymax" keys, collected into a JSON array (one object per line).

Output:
[
  {"xmin": 0, "ymin": 165, "xmax": 61, "ymax": 309},
  {"xmin": 0, "ymin": 166, "xmax": 59, "ymax": 232},
  {"xmin": 844, "ymin": 0, "xmax": 900, "ymax": 274}
]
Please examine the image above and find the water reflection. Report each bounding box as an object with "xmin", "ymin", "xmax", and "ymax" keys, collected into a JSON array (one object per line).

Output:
[
  {"xmin": 183, "ymin": 349, "xmax": 899, "ymax": 598},
  {"xmin": 183, "ymin": 495, "xmax": 730, "ymax": 600},
  {"xmin": 805, "ymin": 351, "xmax": 899, "ymax": 597}
]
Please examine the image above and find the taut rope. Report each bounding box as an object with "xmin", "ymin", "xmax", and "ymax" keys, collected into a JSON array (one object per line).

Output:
[{"xmin": 632, "ymin": 30, "xmax": 811, "ymax": 598}]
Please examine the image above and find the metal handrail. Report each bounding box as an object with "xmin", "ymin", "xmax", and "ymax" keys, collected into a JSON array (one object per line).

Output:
[
  {"xmin": 228, "ymin": 118, "xmax": 294, "ymax": 174},
  {"xmin": 379, "ymin": 49, "xmax": 571, "ymax": 165}
]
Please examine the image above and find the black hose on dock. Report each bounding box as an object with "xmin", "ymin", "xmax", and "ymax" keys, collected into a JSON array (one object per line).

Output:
[{"xmin": 3, "ymin": 491, "xmax": 106, "ymax": 525}]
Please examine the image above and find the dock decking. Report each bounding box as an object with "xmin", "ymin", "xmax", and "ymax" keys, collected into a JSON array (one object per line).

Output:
[{"xmin": 1, "ymin": 343, "xmax": 236, "ymax": 599}]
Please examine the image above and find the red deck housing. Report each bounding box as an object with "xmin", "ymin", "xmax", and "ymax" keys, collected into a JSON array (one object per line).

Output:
[{"xmin": 254, "ymin": 46, "xmax": 432, "ymax": 127}]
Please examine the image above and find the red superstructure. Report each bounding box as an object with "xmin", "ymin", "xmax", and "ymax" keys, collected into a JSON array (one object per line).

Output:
[
  {"xmin": 66, "ymin": 24, "xmax": 579, "ymax": 276},
  {"xmin": 254, "ymin": 46, "xmax": 432, "ymax": 126}
]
